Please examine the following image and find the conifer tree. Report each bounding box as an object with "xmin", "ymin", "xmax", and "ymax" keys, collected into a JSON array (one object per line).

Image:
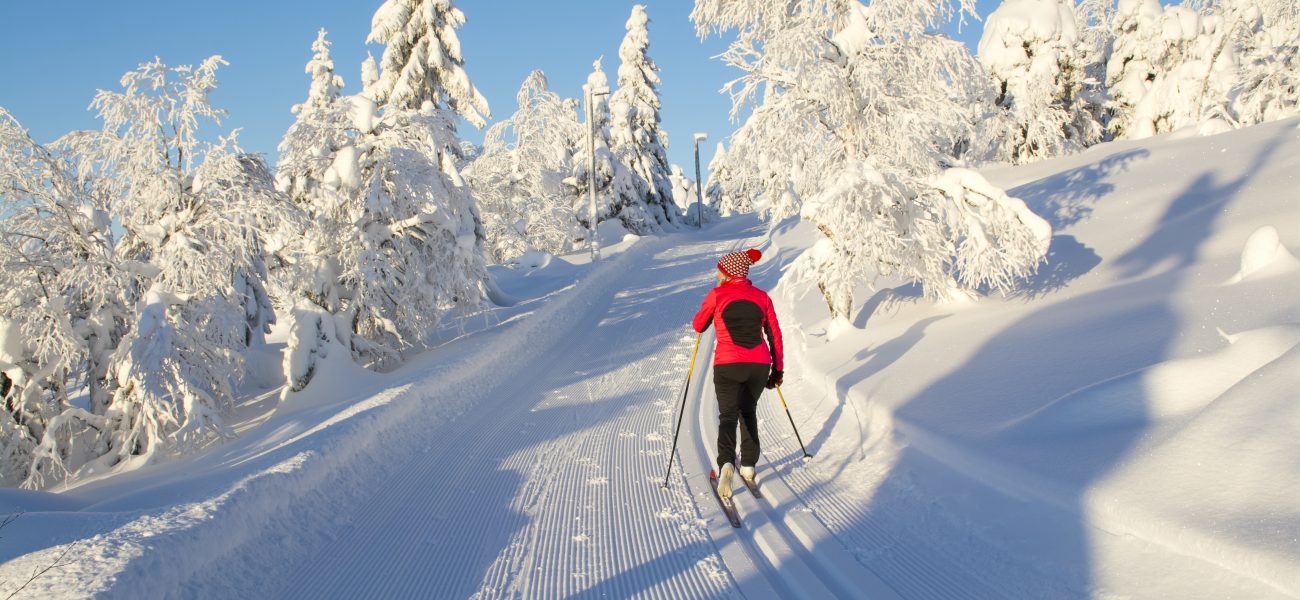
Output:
[
  {"xmin": 278, "ymin": 8, "xmax": 493, "ymax": 392},
  {"xmin": 978, "ymin": 0, "xmax": 1104, "ymax": 163},
  {"xmin": 367, "ymin": 0, "xmax": 491, "ymax": 125},
  {"xmin": 609, "ymin": 4, "xmax": 678, "ymax": 232},
  {"xmin": 568, "ymin": 60, "xmax": 642, "ymax": 241}
]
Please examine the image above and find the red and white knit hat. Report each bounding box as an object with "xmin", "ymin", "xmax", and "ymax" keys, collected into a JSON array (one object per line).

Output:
[{"xmin": 718, "ymin": 248, "xmax": 762, "ymax": 279}]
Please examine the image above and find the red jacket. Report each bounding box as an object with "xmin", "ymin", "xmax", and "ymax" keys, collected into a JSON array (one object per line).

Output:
[{"xmin": 693, "ymin": 278, "xmax": 784, "ymax": 370}]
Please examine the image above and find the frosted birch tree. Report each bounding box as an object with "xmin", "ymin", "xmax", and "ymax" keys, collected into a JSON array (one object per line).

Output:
[
  {"xmin": 1, "ymin": 57, "xmax": 299, "ymax": 488},
  {"xmin": 0, "ymin": 108, "xmax": 123, "ymax": 486},
  {"xmin": 978, "ymin": 0, "xmax": 1104, "ymax": 163},
  {"xmin": 693, "ymin": 0, "xmax": 1051, "ymax": 317},
  {"xmin": 609, "ymin": 4, "xmax": 678, "ymax": 232},
  {"xmin": 466, "ymin": 71, "xmax": 584, "ymax": 262}
]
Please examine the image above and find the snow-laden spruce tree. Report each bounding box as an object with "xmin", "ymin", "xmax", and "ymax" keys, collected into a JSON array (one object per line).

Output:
[
  {"xmin": 609, "ymin": 5, "xmax": 679, "ymax": 232},
  {"xmin": 466, "ymin": 70, "xmax": 585, "ymax": 262},
  {"xmin": 566, "ymin": 60, "xmax": 643, "ymax": 241},
  {"xmin": 361, "ymin": 52, "xmax": 381, "ymax": 99},
  {"xmin": 1219, "ymin": 0, "xmax": 1299, "ymax": 125},
  {"xmin": 670, "ymin": 163, "xmax": 717, "ymax": 226},
  {"xmin": 277, "ymin": 29, "xmax": 347, "ymax": 216},
  {"xmin": 305, "ymin": 29, "xmax": 345, "ymax": 113},
  {"xmin": 1106, "ymin": 0, "xmax": 1241, "ymax": 138},
  {"xmin": 693, "ymin": 0, "xmax": 1051, "ymax": 317},
  {"xmin": 277, "ymin": 19, "xmax": 491, "ymax": 391},
  {"xmin": 1075, "ymin": 0, "xmax": 1118, "ymax": 108},
  {"xmin": 702, "ymin": 140, "xmax": 733, "ymax": 214},
  {"xmin": 703, "ymin": 142, "xmax": 745, "ymax": 217},
  {"xmin": 367, "ymin": 0, "xmax": 491, "ymax": 125},
  {"xmin": 1, "ymin": 58, "xmax": 298, "ymax": 488},
  {"xmin": 978, "ymin": 0, "xmax": 1104, "ymax": 163}
]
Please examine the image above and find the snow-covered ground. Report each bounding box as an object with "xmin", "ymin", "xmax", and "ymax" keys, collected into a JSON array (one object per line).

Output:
[{"xmin": 1, "ymin": 118, "xmax": 1297, "ymax": 598}]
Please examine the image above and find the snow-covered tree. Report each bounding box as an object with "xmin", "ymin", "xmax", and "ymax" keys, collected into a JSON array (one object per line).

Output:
[
  {"xmin": 0, "ymin": 108, "xmax": 123, "ymax": 486},
  {"xmin": 703, "ymin": 142, "xmax": 739, "ymax": 216},
  {"xmin": 301, "ymin": 29, "xmax": 345, "ymax": 113},
  {"xmin": 1220, "ymin": 0, "xmax": 1300, "ymax": 125},
  {"xmin": 1106, "ymin": 0, "xmax": 1237, "ymax": 137},
  {"xmin": 361, "ymin": 52, "xmax": 381, "ymax": 99},
  {"xmin": 693, "ymin": 0, "xmax": 1051, "ymax": 317},
  {"xmin": 367, "ymin": 0, "xmax": 491, "ymax": 126},
  {"xmin": 1, "ymin": 58, "xmax": 299, "ymax": 488},
  {"xmin": 276, "ymin": 6, "xmax": 495, "ymax": 393},
  {"xmin": 278, "ymin": 30, "xmax": 348, "ymax": 217},
  {"xmin": 278, "ymin": 95, "xmax": 489, "ymax": 388},
  {"xmin": 567, "ymin": 60, "xmax": 643, "ymax": 242},
  {"xmin": 1075, "ymin": 0, "xmax": 1118, "ymax": 107},
  {"xmin": 670, "ymin": 164, "xmax": 716, "ymax": 226},
  {"xmin": 609, "ymin": 5, "xmax": 678, "ymax": 232},
  {"xmin": 978, "ymin": 0, "xmax": 1104, "ymax": 163},
  {"xmin": 466, "ymin": 70, "xmax": 584, "ymax": 262}
]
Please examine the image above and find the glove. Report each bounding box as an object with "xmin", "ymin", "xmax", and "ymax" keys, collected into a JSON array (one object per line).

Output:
[{"xmin": 766, "ymin": 369, "xmax": 783, "ymax": 389}]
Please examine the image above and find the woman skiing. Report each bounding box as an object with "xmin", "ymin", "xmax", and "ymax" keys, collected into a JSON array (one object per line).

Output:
[{"xmin": 692, "ymin": 248, "xmax": 784, "ymax": 499}]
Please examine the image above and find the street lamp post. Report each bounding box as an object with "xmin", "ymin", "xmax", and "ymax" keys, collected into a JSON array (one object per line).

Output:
[
  {"xmin": 693, "ymin": 133, "xmax": 708, "ymax": 229},
  {"xmin": 585, "ymin": 84, "xmax": 610, "ymax": 262}
]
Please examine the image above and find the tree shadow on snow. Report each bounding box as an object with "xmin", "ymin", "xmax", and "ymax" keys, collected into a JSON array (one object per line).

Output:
[
  {"xmin": 863, "ymin": 126, "xmax": 1296, "ymax": 597},
  {"xmin": 1010, "ymin": 148, "xmax": 1150, "ymax": 230},
  {"xmin": 1014, "ymin": 235, "xmax": 1103, "ymax": 299}
]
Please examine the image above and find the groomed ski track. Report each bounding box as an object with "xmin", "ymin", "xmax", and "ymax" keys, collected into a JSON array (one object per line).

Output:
[
  {"xmin": 259, "ymin": 217, "xmax": 899, "ymax": 599},
  {"xmin": 53, "ymin": 218, "xmax": 912, "ymax": 598}
]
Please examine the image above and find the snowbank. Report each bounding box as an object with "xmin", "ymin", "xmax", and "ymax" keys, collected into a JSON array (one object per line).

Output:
[{"xmin": 767, "ymin": 117, "xmax": 1300, "ymax": 598}]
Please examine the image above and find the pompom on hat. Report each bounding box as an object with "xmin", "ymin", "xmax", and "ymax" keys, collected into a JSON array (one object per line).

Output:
[{"xmin": 718, "ymin": 248, "xmax": 762, "ymax": 279}]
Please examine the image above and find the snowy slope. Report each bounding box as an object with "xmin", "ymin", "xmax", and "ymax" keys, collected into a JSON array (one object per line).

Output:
[
  {"xmin": 1, "ymin": 119, "xmax": 1297, "ymax": 599},
  {"xmin": 763, "ymin": 117, "xmax": 1300, "ymax": 599}
]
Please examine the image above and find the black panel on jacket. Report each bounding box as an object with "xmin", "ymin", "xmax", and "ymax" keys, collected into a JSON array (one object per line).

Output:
[{"xmin": 722, "ymin": 300, "xmax": 764, "ymax": 349}]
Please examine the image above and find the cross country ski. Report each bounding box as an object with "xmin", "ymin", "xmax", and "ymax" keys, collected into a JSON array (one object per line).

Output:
[{"xmin": 709, "ymin": 468, "xmax": 742, "ymax": 528}]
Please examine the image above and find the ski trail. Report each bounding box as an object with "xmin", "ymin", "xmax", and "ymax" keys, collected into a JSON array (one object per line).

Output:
[
  {"xmin": 264, "ymin": 224, "xmax": 760, "ymax": 599},
  {"xmin": 750, "ymin": 380, "xmax": 1079, "ymax": 599},
  {"xmin": 679, "ymin": 346, "xmax": 902, "ymax": 600}
]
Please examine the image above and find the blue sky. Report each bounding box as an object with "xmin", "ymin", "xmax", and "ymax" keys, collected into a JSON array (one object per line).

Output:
[{"xmin": 0, "ymin": 1, "xmax": 996, "ymax": 179}]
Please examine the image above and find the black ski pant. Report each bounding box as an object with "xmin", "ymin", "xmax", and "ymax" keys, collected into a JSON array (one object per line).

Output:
[{"xmin": 714, "ymin": 362, "xmax": 771, "ymax": 470}]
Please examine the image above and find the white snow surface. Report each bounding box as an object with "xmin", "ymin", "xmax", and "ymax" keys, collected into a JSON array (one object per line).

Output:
[{"xmin": 1, "ymin": 119, "xmax": 1298, "ymax": 598}]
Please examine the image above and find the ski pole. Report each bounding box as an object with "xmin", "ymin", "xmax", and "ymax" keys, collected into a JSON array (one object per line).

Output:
[
  {"xmin": 775, "ymin": 385, "xmax": 813, "ymax": 460},
  {"xmin": 662, "ymin": 332, "xmax": 702, "ymax": 488}
]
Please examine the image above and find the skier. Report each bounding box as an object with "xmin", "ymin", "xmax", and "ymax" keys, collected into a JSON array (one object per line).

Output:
[{"xmin": 692, "ymin": 248, "xmax": 784, "ymax": 499}]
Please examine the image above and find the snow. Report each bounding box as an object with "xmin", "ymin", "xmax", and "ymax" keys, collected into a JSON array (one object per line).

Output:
[
  {"xmin": 1224, "ymin": 225, "xmax": 1300, "ymax": 284},
  {"xmin": 2, "ymin": 118, "xmax": 1298, "ymax": 598}
]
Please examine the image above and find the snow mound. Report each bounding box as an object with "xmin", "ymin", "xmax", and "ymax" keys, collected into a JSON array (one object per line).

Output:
[
  {"xmin": 511, "ymin": 251, "xmax": 552, "ymax": 270},
  {"xmin": 1093, "ymin": 342, "xmax": 1300, "ymax": 596},
  {"xmin": 1007, "ymin": 325, "xmax": 1300, "ymax": 436},
  {"xmin": 0, "ymin": 488, "xmax": 86, "ymax": 513},
  {"xmin": 1223, "ymin": 225, "xmax": 1300, "ymax": 284}
]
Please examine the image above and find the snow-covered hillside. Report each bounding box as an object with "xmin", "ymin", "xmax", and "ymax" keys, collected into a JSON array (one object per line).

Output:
[{"xmin": 1, "ymin": 119, "xmax": 1297, "ymax": 598}]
